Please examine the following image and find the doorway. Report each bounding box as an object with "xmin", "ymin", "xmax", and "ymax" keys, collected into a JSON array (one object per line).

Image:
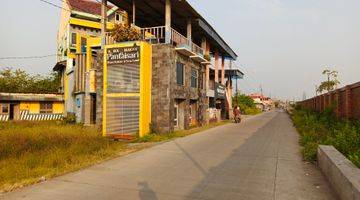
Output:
[
  {"xmin": 9, "ymin": 104, "xmax": 20, "ymax": 121},
  {"xmin": 9, "ymin": 104, "xmax": 14, "ymax": 120}
]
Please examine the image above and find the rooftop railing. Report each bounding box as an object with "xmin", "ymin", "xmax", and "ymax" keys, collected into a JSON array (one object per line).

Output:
[{"xmin": 105, "ymin": 26, "xmax": 204, "ymax": 56}]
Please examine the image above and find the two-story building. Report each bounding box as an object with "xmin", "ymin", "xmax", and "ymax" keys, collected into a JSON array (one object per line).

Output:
[
  {"xmin": 54, "ymin": 0, "xmax": 127, "ymax": 123},
  {"xmin": 55, "ymin": 0, "xmax": 243, "ymax": 138}
]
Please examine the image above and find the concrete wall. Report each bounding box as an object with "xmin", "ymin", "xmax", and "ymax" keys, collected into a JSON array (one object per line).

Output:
[
  {"xmin": 96, "ymin": 51, "xmax": 104, "ymax": 129},
  {"xmin": 299, "ymin": 82, "xmax": 360, "ymax": 120},
  {"xmin": 317, "ymin": 145, "xmax": 360, "ymax": 200}
]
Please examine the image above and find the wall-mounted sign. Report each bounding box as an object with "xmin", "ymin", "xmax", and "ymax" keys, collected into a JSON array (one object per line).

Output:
[
  {"xmin": 215, "ymin": 83, "xmax": 226, "ymax": 99},
  {"xmin": 107, "ymin": 45, "xmax": 140, "ymax": 65}
]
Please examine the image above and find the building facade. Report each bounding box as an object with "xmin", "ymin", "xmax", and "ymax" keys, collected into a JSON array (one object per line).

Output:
[
  {"xmin": 0, "ymin": 93, "xmax": 64, "ymax": 122},
  {"xmin": 56, "ymin": 0, "xmax": 243, "ymax": 137},
  {"xmin": 55, "ymin": 0, "xmax": 127, "ymax": 123}
]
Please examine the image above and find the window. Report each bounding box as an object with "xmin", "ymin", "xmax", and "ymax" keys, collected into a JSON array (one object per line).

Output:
[
  {"xmin": 81, "ymin": 37, "xmax": 87, "ymax": 52},
  {"xmin": 174, "ymin": 104, "xmax": 178, "ymax": 127},
  {"xmin": 115, "ymin": 13, "xmax": 123, "ymax": 23},
  {"xmin": 40, "ymin": 102, "xmax": 53, "ymax": 114},
  {"xmin": 190, "ymin": 68, "xmax": 198, "ymax": 88},
  {"xmin": 71, "ymin": 33, "xmax": 77, "ymax": 45},
  {"xmin": 176, "ymin": 62, "xmax": 184, "ymax": 86},
  {"xmin": 1, "ymin": 104, "xmax": 9, "ymax": 114}
]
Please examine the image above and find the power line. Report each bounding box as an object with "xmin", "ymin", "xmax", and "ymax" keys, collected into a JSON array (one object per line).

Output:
[
  {"xmin": 56, "ymin": 0, "xmax": 93, "ymax": 14},
  {"xmin": 39, "ymin": 0, "xmax": 71, "ymax": 12},
  {"xmin": 42, "ymin": 0, "xmax": 106, "ymax": 16},
  {"xmin": 0, "ymin": 54, "xmax": 59, "ymax": 60}
]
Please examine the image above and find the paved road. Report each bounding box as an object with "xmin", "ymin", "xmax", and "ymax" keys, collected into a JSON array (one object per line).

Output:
[{"xmin": 3, "ymin": 111, "xmax": 337, "ymax": 200}]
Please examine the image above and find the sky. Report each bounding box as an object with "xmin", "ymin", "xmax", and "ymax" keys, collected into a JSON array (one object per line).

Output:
[{"xmin": 1, "ymin": 0, "xmax": 360, "ymax": 100}]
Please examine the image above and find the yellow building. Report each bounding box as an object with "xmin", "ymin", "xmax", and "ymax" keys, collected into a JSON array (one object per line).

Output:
[
  {"xmin": 0, "ymin": 93, "xmax": 64, "ymax": 121},
  {"xmin": 54, "ymin": 0, "xmax": 128, "ymax": 124}
]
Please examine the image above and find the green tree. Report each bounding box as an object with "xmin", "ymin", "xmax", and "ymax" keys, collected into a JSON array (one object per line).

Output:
[
  {"xmin": 317, "ymin": 69, "xmax": 340, "ymax": 94},
  {"xmin": 0, "ymin": 67, "xmax": 60, "ymax": 93},
  {"xmin": 232, "ymin": 94, "xmax": 261, "ymax": 115},
  {"xmin": 233, "ymin": 94, "xmax": 255, "ymax": 108}
]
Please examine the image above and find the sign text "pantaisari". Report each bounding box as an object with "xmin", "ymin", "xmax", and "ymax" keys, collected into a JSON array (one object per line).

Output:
[{"xmin": 107, "ymin": 46, "xmax": 140, "ymax": 65}]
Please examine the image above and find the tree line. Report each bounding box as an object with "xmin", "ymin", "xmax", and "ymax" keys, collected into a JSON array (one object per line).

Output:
[{"xmin": 0, "ymin": 68, "xmax": 60, "ymax": 94}]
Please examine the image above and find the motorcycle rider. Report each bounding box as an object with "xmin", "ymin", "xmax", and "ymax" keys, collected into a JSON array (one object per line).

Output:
[{"xmin": 233, "ymin": 105, "xmax": 241, "ymax": 123}]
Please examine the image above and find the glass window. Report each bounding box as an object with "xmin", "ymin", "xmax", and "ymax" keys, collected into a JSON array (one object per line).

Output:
[
  {"xmin": 176, "ymin": 62, "xmax": 184, "ymax": 86},
  {"xmin": 81, "ymin": 37, "xmax": 86, "ymax": 46},
  {"xmin": 81, "ymin": 37, "xmax": 87, "ymax": 53},
  {"xmin": 40, "ymin": 102, "xmax": 53, "ymax": 114},
  {"xmin": 115, "ymin": 13, "xmax": 122, "ymax": 23},
  {"xmin": 71, "ymin": 33, "xmax": 77, "ymax": 45},
  {"xmin": 190, "ymin": 68, "xmax": 198, "ymax": 88},
  {"xmin": 1, "ymin": 104, "xmax": 9, "ymax": 114}
]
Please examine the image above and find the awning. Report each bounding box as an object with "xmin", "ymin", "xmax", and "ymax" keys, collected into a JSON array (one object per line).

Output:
[
  {"xmin": 53, "ymin": 61, "xmax": 66, "ymax": 71},
  {"xmin": 225, "ymin": 69, "xmax": 244, "ymax": 79},
  {"xmin": 209, "ymin": 68, "xmax": 244, "ymax": 79}
]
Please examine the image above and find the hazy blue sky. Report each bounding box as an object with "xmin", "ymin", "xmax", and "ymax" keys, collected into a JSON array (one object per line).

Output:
[{"xmin": 1, "ymin": 0, "xmax": 359, "ymax": 100}]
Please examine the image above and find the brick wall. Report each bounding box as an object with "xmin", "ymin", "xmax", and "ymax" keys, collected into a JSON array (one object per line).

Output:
[{"xmin": 299, "ymin": 82, "xmax": 360, "ymax": 120}]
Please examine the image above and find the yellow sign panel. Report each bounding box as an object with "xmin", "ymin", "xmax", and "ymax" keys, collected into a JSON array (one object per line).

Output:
[{"xmin": 103, "ymin": 41, "xmax": 152, "ymax": 138}]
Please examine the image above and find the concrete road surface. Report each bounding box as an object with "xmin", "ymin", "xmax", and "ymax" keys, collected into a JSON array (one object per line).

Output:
[{"xmin": 2, "ymin": 110, "xmax": 337, "ymax": 200}]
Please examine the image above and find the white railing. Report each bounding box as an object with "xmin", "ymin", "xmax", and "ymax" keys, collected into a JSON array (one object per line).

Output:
[
  {"xmin": 105, "ymin": 32, "xmax": 114, "ymax": 45},
  {"xmin": 140, "ymin": 26, "xmax": 166, "ymax": 43},
  {"xmin": 105, "ymin": 26, "xmax": 204, "ymax": 56}
]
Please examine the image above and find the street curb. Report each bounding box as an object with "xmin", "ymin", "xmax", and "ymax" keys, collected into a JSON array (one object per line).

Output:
[{"xmin": 317, "ymin": 145, "xmax": 360, "ymax": 200}]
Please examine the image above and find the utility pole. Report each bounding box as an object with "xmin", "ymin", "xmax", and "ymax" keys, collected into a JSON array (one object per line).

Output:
[
  {"xmin": 235, "ymin": 78, "xmax": 238, "ymax": 96},
  {"xmin": 101, "ymin": 0, "xmax": 107, "ymax": 49}
]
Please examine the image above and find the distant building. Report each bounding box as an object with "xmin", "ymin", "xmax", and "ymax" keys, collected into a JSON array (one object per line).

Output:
[
  {"xmin": 249, "ymin": 93, "xmax": 274, "ymax": 111},
  {"xmin": 0, "ymin": 93, "xmax": 64, "ymax": 121}
]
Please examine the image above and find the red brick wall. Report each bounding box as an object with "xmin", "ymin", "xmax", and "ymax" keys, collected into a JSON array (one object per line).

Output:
[
  {"xmin": 352, "ymin": 86, "xmax": 360, "ymax": 118},
  {"xmin": 299, "ymin": 82, "xmax": 360, "ymax": 120}
]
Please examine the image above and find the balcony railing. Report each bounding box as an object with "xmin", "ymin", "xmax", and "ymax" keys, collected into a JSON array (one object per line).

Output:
[
  {"xmin": 105, "ymin": 26, "xmax": 204, "ymax": 56},
  {"xmin": 141, "ymin": 26, "xmax": 166, "ymax": 43}
]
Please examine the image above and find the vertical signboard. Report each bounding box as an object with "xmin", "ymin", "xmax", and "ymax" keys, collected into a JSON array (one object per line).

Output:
[
  {"xmin": 215, "ymin": 83, "xmax": 226, "ymax": 100},
  {"xmin": 103, "ymin": 42, "xmax": 151, "ymax": 138}
]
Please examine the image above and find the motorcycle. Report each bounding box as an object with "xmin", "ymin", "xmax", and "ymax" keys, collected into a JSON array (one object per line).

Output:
[{"xmin": 234, "ymin": 115, "xmax": 241, "ymax": 123}]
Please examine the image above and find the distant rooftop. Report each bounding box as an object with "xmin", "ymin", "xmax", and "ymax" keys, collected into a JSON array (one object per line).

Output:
[
  {"xmin": 0, "ymin": 93, "xmax": 64, "ymax": 102},
  {"xmin": 67, "ymin": 0, "xmax": 113, "ymax": 16}
]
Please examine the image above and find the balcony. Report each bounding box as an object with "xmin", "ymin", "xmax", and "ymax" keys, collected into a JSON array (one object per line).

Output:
[{"xmin": 105, "ymin": 26, "xmax": 207, "ymax": 63}]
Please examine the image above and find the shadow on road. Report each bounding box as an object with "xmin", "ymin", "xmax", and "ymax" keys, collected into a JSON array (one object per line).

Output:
[
  {"xmin": 138, "ymin": 182, "xmax": 158, "ymax": 200},
  {"xmin": 181, "ymin": 112, "xmax": 336, "ymax": 199}
]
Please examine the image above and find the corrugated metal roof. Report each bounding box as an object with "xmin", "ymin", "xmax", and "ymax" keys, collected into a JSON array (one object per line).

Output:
[{"xmin": 0, "ymin": 93, "xmax": 64, "ymax": 102}]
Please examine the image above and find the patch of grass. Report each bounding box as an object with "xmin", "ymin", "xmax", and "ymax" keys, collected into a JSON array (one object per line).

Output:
[
  {"xmin": 0, "ymin": 121, "xmax": 126, "ymax": 192},
  {"xmin": 291, "ymin": 106, "xmax": 360, "ymax": 168},
  {"xmin": 134, "ymin": 120, "xmax": 230, "ymax": 143},
  {"xmin": 243, "ymin": 107, "xmax": 262, "ymax": 115},
  {"xmin": 0, "ymin": 120, "xmax": 231, "ymax": 192}
]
